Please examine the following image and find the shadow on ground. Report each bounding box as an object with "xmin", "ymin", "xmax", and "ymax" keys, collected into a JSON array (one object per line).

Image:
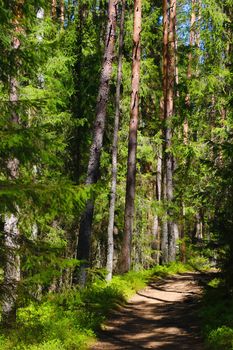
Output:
[{"xmin": 91, "ymin": 272, "xmax": 213, "ymax": 350}]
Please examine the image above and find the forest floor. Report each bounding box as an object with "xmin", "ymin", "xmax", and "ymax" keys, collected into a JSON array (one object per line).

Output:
[{"xmin": 91, "ymin": 272, "xmax": 208, "ymax": 350}]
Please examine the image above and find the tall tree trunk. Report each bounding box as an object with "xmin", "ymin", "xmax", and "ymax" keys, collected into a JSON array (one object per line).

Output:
[
  {"xmin": 106, "ymin": 0, "xmax": 125, "ymax": 282},
  {"xmin": 67, "ymin": 0, "xmax": 71, "ymax": 24},
  {"xmin": 162, "ymin": 0, "xmax": 176, "ymax": 263},
  {"xmin": 76, "ymin": 0, "xmax": 117, "ymax": 285},
  {"xmin": 161, "ymin": 172, "xmax": 168, "ymax": 264},
  {"xmin": 71, "ymin": 1, "xmax": 88, "ymax": 183},
  {"xmin": 1, "ymin": 1, "xmax": 23, "ymax": 326},
  {"xmin": 60, "ymin": 0, "xmax": 65, "ymax": 26},
  {"xmin": 2, "ymin": 212, "xmax": 20, "ymax": 326},
  {"xmin": 161, "ymin": 0, "xmax": 168, "ymax": 264},
  {"xmin": 184, "ymin": 0, "xmax": 196, "ymax": 143},
  {"xmin": 179, "ymin": 202, "xmax": 186, "ymax": 263},
  {"xmin": 195, "ymin": 211, "xmax": 203, "ymax": 240},
  {"xmin": 162, "ymin": 0, "xmax": 168, "ymax": 122},
  {"xmin": 181, "ymin": 0, "xmax": 201, "ymax": 261},
  {"xmin": 2, "ymin": 79, "xmax": 21, "ymax": 327},
  {"xmin": 119, "ymin": 0, "xmax": 141, "ymax": 273},
  {"xmin": 167, "ymin": 0, "xmax": 176, "ymax": 262},
  {"xmin": 52, "ymin": 0, "xmax": 57, "ymax": 19},
  {"xmin": 195, "ymin": 0, "xmax": 202, "ymax": 49},
  {"xmin": 152, "ymin": 145, "xmax": 162, "ymax": 264}
]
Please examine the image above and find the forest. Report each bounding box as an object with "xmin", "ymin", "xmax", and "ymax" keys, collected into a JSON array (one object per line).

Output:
[{"xmin": 0, "ymin": 0, "xmax": 232, "ymax": 349}]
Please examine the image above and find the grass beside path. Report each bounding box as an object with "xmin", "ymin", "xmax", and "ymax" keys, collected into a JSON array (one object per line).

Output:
[{"xmin": 0, "ymin": 262, "xmax": 191, "ymax": 350}]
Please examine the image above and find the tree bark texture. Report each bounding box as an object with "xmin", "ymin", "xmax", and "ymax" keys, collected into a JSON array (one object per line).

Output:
[
  {"xmin": 152, "ymin": 146, "xmax": 162, "ymax": 264},
  {"xmin": 120, "ymin": 0, "xmax": 141, "ymax": 273},
  {"xmin": 52, "ymin": 0, "xmax": 57, "ymax": 19},
  {"xmin": 166, "ymin": 0, "xmax": 176, "ymax": 262},
  {"xmin": 76, "ymin": 0, "xmax": 117, "ymax": 284},
  {"xmin": 60, "ymin": 0, "xmax": 65, "ymax": 25},
  {"xmin": 161, "ymin": 0, "xmax": 168, "ymax": 264},
  {"xmin": 184, "ymin": 0, "xmax": 196, "ymax": 144},
  {"xmin": 180, "ymin": 203, "xmax": 186, "ymax": 263},
  {"xmin": 2, "ymin": 2, "xmax": 23, "ymax": 325},
  {"xmin": 71, "ymin": 2, "xmax": 88, "ymax": 183},
  {"xmin": 162, "ymin": 0, "xmax": 168, "ymax": 121},
  {"xmin": 161, "ymin": 0, "xmax": 176, "ymax": 263},
  {"xmin": 161, "ymin": 170, "xmax": 168, "ymax": 264},
  {"xmin": 2, "ymin": 213, "xmax": 20, "ymax": 326},
  {"xmin": 181, "ymin": 0, "xmax": 201, "ymax": 262},
  {"xmin": 106, "ymin": 0, "xmax": 125, "ymax": 281}
]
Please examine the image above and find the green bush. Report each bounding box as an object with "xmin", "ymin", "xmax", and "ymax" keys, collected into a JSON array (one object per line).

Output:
[
  {"xmin": 0, "ymin": 335, "xmax": 14, "ymax": 350},
  {"xmin": 208, "ymin": 326, "xmax": 233, "ymax": 350},
  {"xmin": 19, "ymin": 340, "xmax": 65, "ymax": 350},
  {"xmin": 152, "ymin": 262, "xmax": 192, "ymax": 277},
  {"xmin": 0, "ymin": 264, "xmax": 192, "ymax": 350},
  {"xmin": 200, "ymin": 278, "xmax": 233, "ymax": 350},
  {"xmin": 188, "ymin": 255, "xmax": 210, "ymax": 271}
]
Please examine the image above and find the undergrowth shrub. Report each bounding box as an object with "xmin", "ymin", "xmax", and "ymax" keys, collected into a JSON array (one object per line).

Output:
[
  {"xmin": 152, "ymin": 262, "xmax": 192, "ymax": 277},
  {"xmin": 21, "ymin": 339, "xmax": 65, "ymax": 350},
  {"xmin": 0, "ymin": 263, "xmax": 191, "ymax": 350},
  {"xmin": 188, "ymin": 255, "xmax": 210, "ymax": 271},
  {"xmin": 208, "ymin": 326, "xmax": 233, "ymax": 350},
  {"xmin": 200, "ymin": 278, "xmax": 233, "ymax": 350}
]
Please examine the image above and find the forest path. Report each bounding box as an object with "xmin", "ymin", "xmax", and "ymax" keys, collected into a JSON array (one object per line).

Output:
[{"xmin": 91, "ymin": 272, "xmax": 207, "ymax": 350}]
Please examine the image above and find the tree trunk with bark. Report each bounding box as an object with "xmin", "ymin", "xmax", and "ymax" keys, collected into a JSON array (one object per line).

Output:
[
  {"xmin": 52, "ymin": 0, "xmax": 57, "ymax": 19},
  {"xmin": 166, "ymin": 0, "xmax": 176, "ymax": 262},
  {"xmin": 76, "ymin": 0, "xmax": 117, "ymax": 285},
  {"xmin": 161, "ymin": 0, "xmax": 176, "ymax": 263},
  {"xmin": 184, "ymin": 0, "xmax": 196, "ymax": 142},
  {"xmin": 1, "ymin": 1, "xmax": 23, "ymax": 326},
  {"xmin": 2, "ymin": 212, "xmax": 20, "ymax": 326},
  {"xmin": 152, "ymin": 145, "xmax": 162, "ymax": 264},
  {"xmin": 161, "ymin": 0, "xmax": 168, "ymax": 264},
  {"xmin": 106, "ymin": 0, "xmax": 125, "ymax": 282},
  {"xmin": 119, "ymin": 0, "xmax": 141, "ymax": 273},
  {"xmin": 181, "ymin": 0, "xmax": 201, "ymax": 261},
  {"xmin": 60, "ymin": 0, "xmax": 65, "ymax": 26}
]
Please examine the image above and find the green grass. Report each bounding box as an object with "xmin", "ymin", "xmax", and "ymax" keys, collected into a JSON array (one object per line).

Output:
[
  {"xmin": 200, "ymin": 277, "xmax": 233, "ymax": 350},
  {"xmin": 0, "ymin": 262, "xmax": 191, "ymax": 350}
]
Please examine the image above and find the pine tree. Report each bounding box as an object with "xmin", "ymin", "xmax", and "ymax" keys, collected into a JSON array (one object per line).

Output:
[
  {"xmin": 76, "ymin": 0, "xmax": 118, "ymax": 285},
  {"xmin": 120, "ymin": 0, "xmax": 142, "ymax": 273}
]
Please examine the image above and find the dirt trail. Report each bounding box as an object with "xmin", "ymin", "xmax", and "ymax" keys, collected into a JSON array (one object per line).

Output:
[{"xmin": 91, "ymin": 272, "xmax": 207, "ymax": 350}]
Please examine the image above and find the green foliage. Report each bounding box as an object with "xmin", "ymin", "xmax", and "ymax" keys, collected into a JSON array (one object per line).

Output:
[
  {"xmin": 111, "ymin": 270, "xmax": 152, "ymax": 298},
  {"xmin": 152, "ymin": 262, "xmax": 193, "ymax": 278},
  {"xmin": 183, "ymin": 241, "xmax": 213, "ymax": 271},
  {"xmin": 0, "ymin": 0, "xmax": 232, "ymax": 347},
  {"xmin": 188, "ymin": 255, "xmax": 211, "ymax": 271},
  {"xmin": 0, "ymin": 269, "xmax": 152, "ymax": 349},
  {"xmin": 208, "ymin": 327, "xmax": 233, "ymax": 350},
  {"xmin": 0, "ymin": 0, "xmax": 94, "ymax": 309},
  {"xmin": 200, "ymin": 278, "xmax": 233, "ymax": 350},
  {"xmin": 22, "ymin": 339, "xmax": 66, "ymax": 350},
  {"xmin": 0, "ymin": 265, "xmax": 192, "ymax": 349}
]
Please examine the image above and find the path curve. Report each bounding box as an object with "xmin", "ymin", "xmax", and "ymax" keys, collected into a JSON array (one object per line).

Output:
[{"xmin": 91, "ymin": 272, "xmax": 206, "ymax": 350}]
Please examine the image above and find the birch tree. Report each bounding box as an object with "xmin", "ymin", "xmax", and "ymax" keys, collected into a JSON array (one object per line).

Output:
[
  {"xmin": 1, "ymin": 0, "xmax": 23, "ymax": 326},
  {"xmin": 106, "ymin": 0, "xmax": 126, "ymax": 281}
]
